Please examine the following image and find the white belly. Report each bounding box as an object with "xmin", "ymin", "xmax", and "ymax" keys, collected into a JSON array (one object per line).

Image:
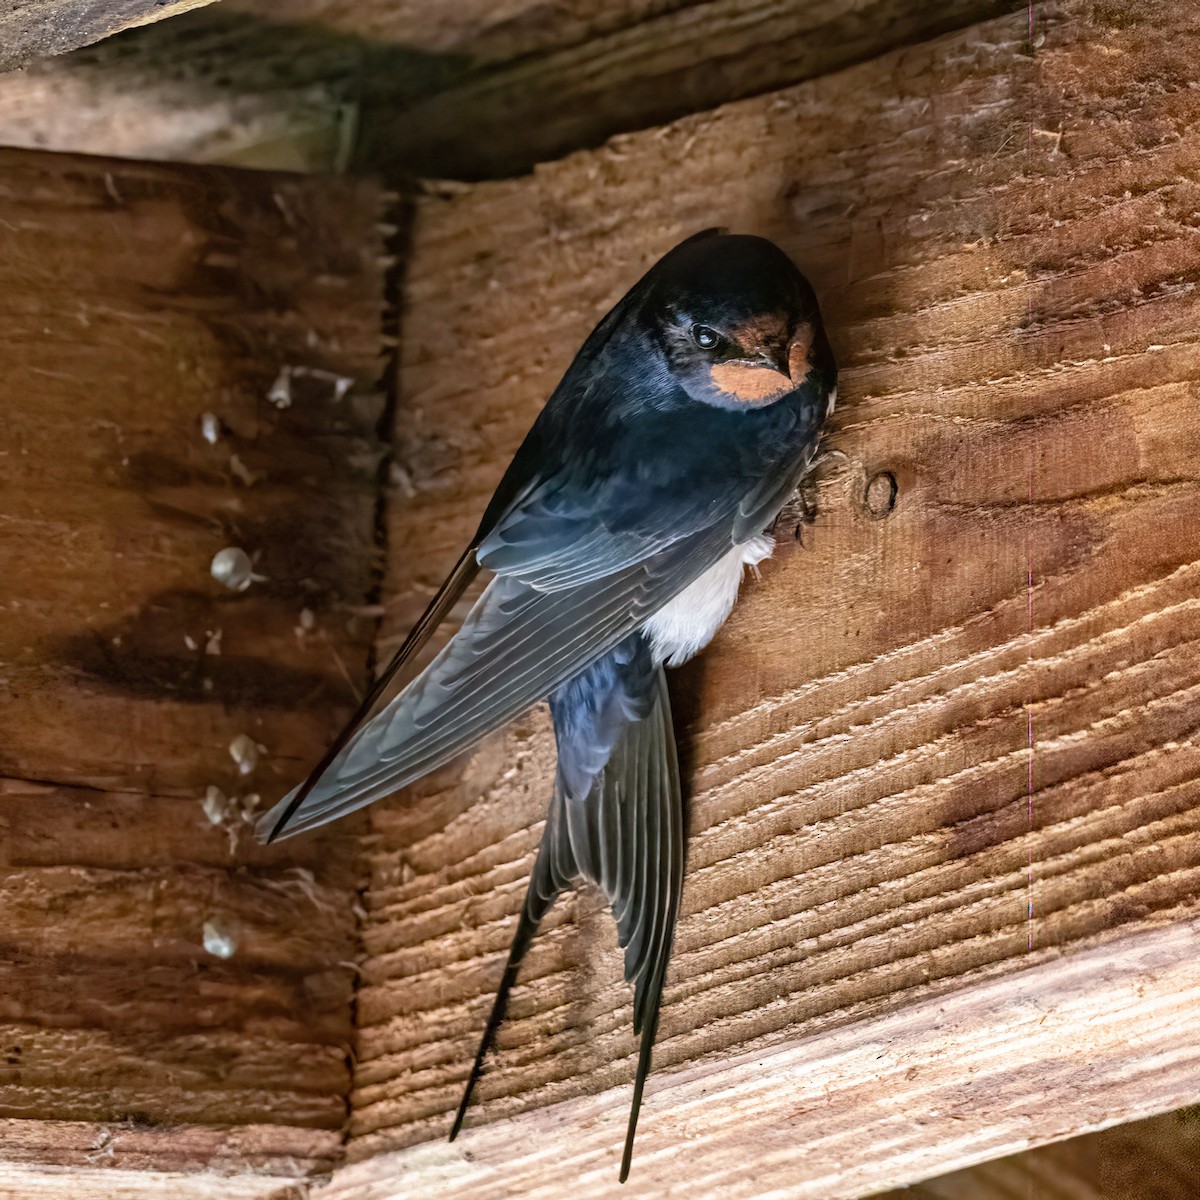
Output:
[{"xmin": 642, "ymin": 534, "xmax": 774, "ymax": 667}]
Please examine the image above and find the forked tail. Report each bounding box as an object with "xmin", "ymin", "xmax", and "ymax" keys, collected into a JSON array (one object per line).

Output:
[{"xmin": 449, "ymin": 634, "xmax": 684, "ymax": 1182}]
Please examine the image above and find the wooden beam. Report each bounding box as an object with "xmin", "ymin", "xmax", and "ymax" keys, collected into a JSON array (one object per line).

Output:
[
  {"xmin": 0, "ymin": 1, "xmax": 1023, "ymax": 177},
  {"xmin": 316, "ymin": 918, "xmax": 1200, "ymax": 1198},
  {"xmin": 0, "ymin": 149, "xmax": 389, "ymax": 1178},
  {"xmin": 0, "ymin": 1120, "xmax": 335, "ymax": 1198},
  {"xmin": 0, "ymin": 0, "xmax": 664, "ymax": 174},
  {"xmin": 219, "ymin": 0, "xmax": 675, "ymax": 66},
  {"xmin": 0, "ymin": 0, "xmax": 218, "ymax": 71},
  {"xmin": 358, "ymin": 0, "xmax": 1027, "ymax": 178},
  {"xmin": 0, "ymin": 9, "xmax": 367, "ymax": 175},
  {"xmin": 0, "ymin": 1167, "xmax": 298, "ymax": 1200},
  {"xmin": 343, "ymin": 0, "xmax": 1200, "ymax": 1187},
  {"xmin": 870, "ymin": 1108, "xmax": 1200, "ymax": 1199},
  {"xmin": 0, "ymin": 0, "xmax": 658, "ymax": 174}
]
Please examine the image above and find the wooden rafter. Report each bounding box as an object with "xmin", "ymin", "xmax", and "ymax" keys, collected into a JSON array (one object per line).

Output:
[{"xmin": 341, "ymin": 0, "xmax": 1200, "ymax": 1190}]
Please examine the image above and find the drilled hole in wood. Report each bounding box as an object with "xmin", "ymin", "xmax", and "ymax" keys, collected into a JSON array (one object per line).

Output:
[{"xmin": 865, "ymin": 470, "xmax": 898, "ymax": 518}]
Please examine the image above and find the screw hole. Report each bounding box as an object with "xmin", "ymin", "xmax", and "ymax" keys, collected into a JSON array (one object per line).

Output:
[{"xmin": 865, "ymin": 471, "xmax": 898, "ymax": 518}]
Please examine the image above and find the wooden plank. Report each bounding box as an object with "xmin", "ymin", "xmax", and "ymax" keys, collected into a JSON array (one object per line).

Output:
[
  {"xmin": 345, "ymin": 0, "xmax": 1200, "ymax": 1183},
  {"xmin": 870, "ymin": 1108, "xmax": 1200, "ymax": 1199},
  {"xmin": 0, "ymin": 0, "xmax": 667, "ymax": 174},
  {"xmin": 219, "ymin": 0, "xmax": 676, "ymax": 66},
  {"xmin": 0, "ymin": 0, "xmax": 217, "ymax": 71},
  {"xmin": 0, "ymin": 0, "xmax": 663, "ymax": 174},
  {"xmin": 0, "ymin": 149, "xmax": 389, "ymax": 1169},
  {"xmin": 0, "ymin": 1117, "xmax": 337, "ymax": 1173},
  {"xmin": 0, "ymin": 1120, "xmax": 334, "ymax": 1199},
  {"xmin": 359, "ymin": 0, "xmax": 1027, "ymax": 178},
  {"xmin": 315, "ymin": 918, "xmax": 1200, "ymax": 1197},
  {"xmin": 0, "ymin": 1167, "xmax": 299, "ymax": 1200},
  {"xmin": 0, "ymin": 1, "xmax": 1021, "ymax": 176},
  {"xmin": 0, "ymin": 8, "xmax": 369, "ymax": 176}
]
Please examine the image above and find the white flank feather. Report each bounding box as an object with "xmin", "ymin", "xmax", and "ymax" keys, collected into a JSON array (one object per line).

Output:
[{"xmin": 642, "ymin": 534, "xmax": 774, "ymax": 667}]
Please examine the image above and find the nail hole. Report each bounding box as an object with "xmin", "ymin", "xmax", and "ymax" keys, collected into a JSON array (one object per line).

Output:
[{"xmin": 865, "ymin": 471, "xmax": 898, "ymax": 518}]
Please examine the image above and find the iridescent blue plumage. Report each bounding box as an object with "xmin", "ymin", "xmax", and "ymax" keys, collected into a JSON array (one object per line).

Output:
[{"xmin": 258, "ymin": 229, "xmax": 837, "ymax": 1180}]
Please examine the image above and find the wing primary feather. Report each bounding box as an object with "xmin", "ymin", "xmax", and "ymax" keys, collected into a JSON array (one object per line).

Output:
[
  {"xmin": 450, "ymin": 810, "xmax": 574, "ymax": 1141},
  {"xmin": 620, "ymin": 956, "xmax": 669, "ymax": 1184},
  {"xmin": 620, "ymin": 667, "xmax": 682, "ymax": 1182},
  {"xmin": 262, "ymin": 544, "xmax": 478, "ymax": 843},
  {"xmin": 266, "ymin": 527, "xmax": 734, "ymax": 839}
]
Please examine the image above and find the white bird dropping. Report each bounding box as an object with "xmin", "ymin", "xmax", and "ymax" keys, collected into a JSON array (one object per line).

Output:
[
  {"xmin": 210, "ymin": 547, "xmax": 254, "ymax": 591},
  {"xmin": 229, "ymin": 733, "xmax": 259, "ymax": 775},
  {"xmin": 200, "ymin": 412, "xmax": 220, "ymax": 444},
  {"xmin": 202, "ymin": 785, "xmax": 228, "ymax": 824},
  {"xmin": 202, "ymin": 916, "xmax": 239, "ymax": 959}
]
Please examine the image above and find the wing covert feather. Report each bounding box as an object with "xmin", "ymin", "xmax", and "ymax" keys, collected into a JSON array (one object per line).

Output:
[{"xmin": 258, "ymin": 528, "xmax": 726, "ymax": 838}]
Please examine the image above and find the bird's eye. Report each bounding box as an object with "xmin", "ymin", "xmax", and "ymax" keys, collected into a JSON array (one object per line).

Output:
[{"xmin": 691, "ymin": 324, "xmax": 720, "ymax": 350}]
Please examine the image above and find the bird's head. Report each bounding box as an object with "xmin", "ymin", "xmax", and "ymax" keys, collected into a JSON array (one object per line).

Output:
[{"xmin": 647, "ymin": 233, "xmax": 827, "ymax": 411}]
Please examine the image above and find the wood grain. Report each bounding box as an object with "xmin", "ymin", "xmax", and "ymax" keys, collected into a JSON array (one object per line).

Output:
[
  {"xmin": 0, "ymin": 150, "xmax": 389, "ymax": 1169},
  {"xmin": 219, "ymin": 0, "xmax": 680, "ymax": 67},
  {"xmin": 0, "ymin": 1119, "xmax": 334, "ymax": 1199},
  {"xmin": 316, "ymin": 918, "xmax": 1200, "ymax": 1197},
  {"xmin": 359, "ymin": 0, "xmax": 1026, "ymax": 179},
  {"xmin": 0, "ymin": 0, "xmax": 673, "ymax": 174},
  {"xmin": 0, "ymin": 10, "xmax": 369, "ymax": 176},
  {"xmin": 870, "ymin": 1108, "xmax": 1200, "ymax": 1200},
  {"xmin": 346, "ymin": 0, "xmax": 1200, "ymax": 1181},
  {"xmin": 0, "ymin": 1168, "xmax": 300, "ymax": 1200},
  {"xmin": 0, "ymin": 0, "xmax": 1020, "ymax": 178},
  {"xmin": 0, "ymin": 0, "xmax": 217, "ymax": 71}
]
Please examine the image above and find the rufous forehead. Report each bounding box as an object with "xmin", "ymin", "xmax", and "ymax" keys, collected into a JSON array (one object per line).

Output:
[
  {"xmin": 709, "ymin": 362, "xmax": 793, "ymax": 406},
  {"xmin": 726, "ymin": 313, "xmax": 788, "ymax": 347}
]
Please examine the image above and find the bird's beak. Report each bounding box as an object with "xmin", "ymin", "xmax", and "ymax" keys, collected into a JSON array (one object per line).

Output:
[{"xmin": 757, "ymin": 346, "xmax": 791, "ymax": 378}]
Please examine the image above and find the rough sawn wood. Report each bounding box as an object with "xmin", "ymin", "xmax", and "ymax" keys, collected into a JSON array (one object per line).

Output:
[
  {"xmin": 0, "ymin": 0, "xmax": 1022, "ymax": 177},
  {"xmin": 343, "ymin": 0, "xmax": 1200, "ymax": 1190},
  {"xmin": 0, "ymin": 149, "xmax": 389, "ymax": 1186},
  {"xmin": 870, "ymin": 1105, "xmax": 1200, "ymax": 1200},
  {"xmin": 358, "ymin": 0, "xmax": 1027, "ymax": 179},
  {"xmin": 316, "ymin": 918, "xmax": 1200, "ymax": 1198},
  {"xmin": 0, "ymin": 0, "xmax": 218, "ymax": 72}
]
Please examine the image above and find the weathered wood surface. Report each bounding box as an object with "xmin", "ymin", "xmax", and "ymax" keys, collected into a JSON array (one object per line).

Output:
[
  {"xmin": 360, "ymin": 0, "xmax": 1026, "ymax": 178},
  {"xmin": 316, "ymin": 919, "xmax": 1200, "ymax": 1198},
  {"xmin": 220, "ymin": 0, "xmax": 675, "ymax": 66},
  {"xmin": 0, "ymin": 0, "xmax": 672, "ymax": 174},
  {"xmin": 0, "ymin": 1120, "xmax": 334, "ymax": 1198},
  {"xmin": 0, "ymin": 1166, "xmax": 300, "ymax": 1200},
  {"xmin": 0, "ymin": 0, "xmax": 217, "ymax": 72},
  {"xmin": 0, "ymin": 8, "xmax": 368, "ymax": 176},
  {"xmin": 0, "ymin": 0, "xmax": 1021, "ymax": 177},
  {"xmin": 346, "ymin": 0, "xmax": 1200, "ymax": 1185},
  {"xmin": 0, "ymin": 150, "xmax": 389, "ymax": 1179},
  {"xmin": 871, "ymin": 1107, "xmax": 1200, "ymax": 1200}
]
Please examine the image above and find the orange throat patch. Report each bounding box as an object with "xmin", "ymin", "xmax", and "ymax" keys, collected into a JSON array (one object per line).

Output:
[
  {"xmin": 708, "ymin": 361, "xmax": 794, "ymax": 406},
  {"xmin": 708, "ymin": 322, "xmax": 815, "ymax": 406}
]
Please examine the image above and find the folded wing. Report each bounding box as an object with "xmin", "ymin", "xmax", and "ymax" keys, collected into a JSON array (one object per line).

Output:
[{"xmin": 257, "ymin": 526, "xmax": 727, "ymax": 838}]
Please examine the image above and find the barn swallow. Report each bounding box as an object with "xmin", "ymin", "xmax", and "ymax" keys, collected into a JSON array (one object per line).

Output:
[{"xmin": 258, "ymin": 229, "xmax": 837, "ymax": 1180}]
